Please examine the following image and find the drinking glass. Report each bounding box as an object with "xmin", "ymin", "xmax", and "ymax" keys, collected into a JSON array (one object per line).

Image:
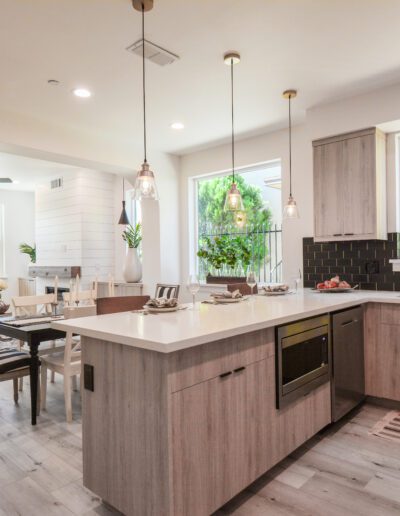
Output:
[
  {"xmin": 188, "ymin": 275, "xmax": 200, "ymax": 308},
  {"xmin": 291, "ymin": 269, "xmax": 302, "ymax": 293},
  {"xmin": 246, "ymin": 269, "xmax": 257, "ymax": 296}
]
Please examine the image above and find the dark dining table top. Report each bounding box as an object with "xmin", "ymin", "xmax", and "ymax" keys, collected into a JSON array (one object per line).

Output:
[{"xmin": 0, "ymin": 316, "xmax": 66, "ymax": 343}]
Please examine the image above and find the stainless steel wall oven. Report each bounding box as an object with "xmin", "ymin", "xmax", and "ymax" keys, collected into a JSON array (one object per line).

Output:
[{"xmin": 276, "ymin": 314, "xmax": 331, "ymax": 409}]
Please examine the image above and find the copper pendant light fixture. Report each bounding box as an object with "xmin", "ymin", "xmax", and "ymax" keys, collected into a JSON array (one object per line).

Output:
[
  {"xmin": 132, "ymin": 0, "xmax": 159, "ymax": 201},
  {"xmin": 282, "ymin": 89, "xmax": 299, "ymax": 220},
  {"xmin": 223, "ymin": 52, "xmax": 244, "ymax": 212}
]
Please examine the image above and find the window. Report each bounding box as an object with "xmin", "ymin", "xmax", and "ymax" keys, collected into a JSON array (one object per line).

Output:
[
  {"xmin": 194, "ymin": 162, "xmax": 282, "ymax": 283},
  {"xmin": 125, "ymin": 189, "xmax": 142, "ymax": 227}
]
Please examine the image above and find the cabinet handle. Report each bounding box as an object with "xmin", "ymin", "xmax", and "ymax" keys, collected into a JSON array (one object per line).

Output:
[
  {"xmin": 344, "ymin": 233, "xmax": 354, "ymax": 236},
  {"xmin": 233, "ymin": 366, "xmax": 246, "ymax": 373},
  {"xmin": 333, "ymin": 233, "xmax": 342, "ymax": 237},
  {"xmin": 219, "ymin": 371, "xmax": 232, "ymax": 379},
  {"xmin": 341, "ymin": 319, "xmax": 358, "ymax": 327}
]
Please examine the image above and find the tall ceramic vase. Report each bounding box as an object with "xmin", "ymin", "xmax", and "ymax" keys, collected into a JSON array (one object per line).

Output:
[{"xmin": 123, "ymin": 247, "xmax": 142, "ymax": 283}]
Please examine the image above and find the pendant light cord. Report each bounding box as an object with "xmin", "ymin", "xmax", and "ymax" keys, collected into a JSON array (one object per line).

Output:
[
  {"xmin": 142, "ymin": 4, "xmax": 147, "ymax": 163},
  {"xmin": 231, "ymin": 58, "xmax": 235, "ymax": 184},
  {"xmin": 288, "ymin": 94, "xmax": 292, "ymax": 197}
]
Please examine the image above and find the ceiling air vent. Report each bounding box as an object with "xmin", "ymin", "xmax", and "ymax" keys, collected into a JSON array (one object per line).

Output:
[
  {"xmin": 50, "ymin": 178, "xmax": 63, "ymax": 189},
  {"xmin": 0, "ymin": 178, "xmax": 12, "ymax": 183},
  {"xmin": 126, "ymin": 38, "xmax": 179, "ymax": 66}
]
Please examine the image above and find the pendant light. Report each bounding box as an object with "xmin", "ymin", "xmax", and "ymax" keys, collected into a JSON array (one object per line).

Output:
[
  {"xmin": 118, "ymin": 177, "xmax": 130, "ymax": 225},
  {"xmin": 224, "ymin": 52, "xmax": 244, "ymax": 212},
  {"xmin": 132, "ymin": 0, "xmax": 159, "ymax": 201},
  {"xmin": 282, "ymin": 89, "xmax": 299, "ymax": 219}
]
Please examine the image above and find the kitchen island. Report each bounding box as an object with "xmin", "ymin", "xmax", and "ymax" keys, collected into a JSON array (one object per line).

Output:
[{"xmin": 52, "ymin": 290, "xmax": 400, "ymax": 516}]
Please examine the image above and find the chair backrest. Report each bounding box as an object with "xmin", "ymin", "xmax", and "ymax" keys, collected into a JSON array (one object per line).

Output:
[
  {"xmin": 96, "ymin": 296, "xmax": 150, "ymax": 315},
  {"xmin": 63, "ymin": 289, "xmax": 97, "ymax": 307},
  {"xmin": 227, "ymin": 283, "xmax": 258, "ymax": 295},
  {"xmin": 12, "ymin": 293, "xmax": 55, "ymax": 317},
  {"xmin": 155, "ymin": 284, "xmax": 180, "ymax": 300},
  {"xmin": 63, "ymin": 305, "xmax": 97, "ymax": 364}
]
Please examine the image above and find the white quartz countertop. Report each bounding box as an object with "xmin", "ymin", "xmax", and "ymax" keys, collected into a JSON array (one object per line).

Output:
[{"xmin": 52, "ymin": 289, "xmax": 400, "ymax": 353}]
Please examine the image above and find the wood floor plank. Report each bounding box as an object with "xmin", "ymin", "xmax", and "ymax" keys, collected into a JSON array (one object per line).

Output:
[
  {"xmin": 301, "ymin": 473, "xmax": 400, "ymax": 516},
  {"xmin": 0, "ymin": 477, "xmax": 74, "ymax": 516},
  {"xmin": 248, "ymin": 477, "xmax": 357, "ymax": 516}
]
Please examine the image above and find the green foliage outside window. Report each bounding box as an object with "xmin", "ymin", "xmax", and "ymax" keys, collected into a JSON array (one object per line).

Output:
[{"xmin": 197, "ymin": 175, "xmax": 273, "ymax": 277}]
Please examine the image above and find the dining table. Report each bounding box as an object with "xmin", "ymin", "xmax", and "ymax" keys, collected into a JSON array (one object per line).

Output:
[{"xmin": 0, "ymin": 316, "xmax": 65, "ymax": 425}]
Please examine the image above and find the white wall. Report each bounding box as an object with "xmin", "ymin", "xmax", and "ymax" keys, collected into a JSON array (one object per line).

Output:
[
  {"xmin": 0, "ymin": 109, "xmax": 181, "ymax": 293},
  {"xmin": 35, "ymin": 168, "xmax": 116, "ymax": 288},
  {"xmin": 180, "ymin": 81, "xmax": 400, "ymax": 290},
  {"xmin": 0, "ymin": 190, "xmax": 35, "ymax": 303},
  {"xmin": 114, "ymin": 152, "xmax": 181, "ymax": 295},
  {"xmin": 180, "ymin": 125, "xmax": 311, "ymax": 289}
]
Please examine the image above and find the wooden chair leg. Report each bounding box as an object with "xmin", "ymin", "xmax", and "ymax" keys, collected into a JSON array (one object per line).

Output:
[
  {"xmin": 72, "ymin": 375, "xmax": 78, "ymax": 392},
  {"xmin": 64, "ymin": 375, "xmax": 73, "ymax": 423},
  {"xmin": 50, "ymin": 341, "xmax": 56, "ymax": 383},
  {"xmin": 40, "ymin": 364, "xmax": 48, "ymax": 411},
  {"xmin": 13, "ymin": 378, "xmax": 18, "ymax": 405}
]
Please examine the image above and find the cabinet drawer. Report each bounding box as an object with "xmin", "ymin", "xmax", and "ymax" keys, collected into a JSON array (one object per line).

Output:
[
  {"xmin": 381, "ymin": 304, "xmax": 400, "ymax": 325},
  {"xmin": 168, "ymin": 328, "xmax": 275, "ymax": 392}
]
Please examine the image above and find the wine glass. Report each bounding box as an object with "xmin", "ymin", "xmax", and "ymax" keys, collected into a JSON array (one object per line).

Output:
[
  {"xmin": 188, "ymin": 275, "xmax": 200, "ymax": 309},
  {"xmin": 246, "ymin": 269, "xmax": 257, "ymax": 297}
]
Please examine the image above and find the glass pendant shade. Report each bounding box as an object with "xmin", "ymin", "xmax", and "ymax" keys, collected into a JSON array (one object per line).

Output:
[
  {"xmin": 133, "ymin": 162, "xmax": 159, "ymax": 201},
  {"xmin": 118, "ymin": 200, "xmax": 130, "ymax": 225},
  {"xmin": 224, "ymin": 182, "xmax": 244, "ymax": 211},
  {"xmin": 283, "ymin": 194, "xmax": 299, "ymax": 220}
]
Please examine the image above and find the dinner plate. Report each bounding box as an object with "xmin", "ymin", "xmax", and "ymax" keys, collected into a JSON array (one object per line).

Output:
[{"xmin": 144, "ymin": 305, "xmax": 184, "ymax": 313}]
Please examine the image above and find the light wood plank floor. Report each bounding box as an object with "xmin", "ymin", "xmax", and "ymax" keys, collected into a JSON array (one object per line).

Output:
[
  {"xmin": 1, "ymin": 377, "xmax": 400, "ymax": 515},
  {"xmin": 216, "ymin": 403, "xmax": 400, "ymax": 516}
]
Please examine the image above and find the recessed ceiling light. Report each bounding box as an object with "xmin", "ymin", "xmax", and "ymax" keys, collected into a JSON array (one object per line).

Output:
[
  {"xmin": 73, "ymin": 88, "xmax": 92, "ymax": 98},
  {"xmin": 170, "ymin": 122, "xmax": 184, "ymax": 130},
  {"xmin": 12, "ymin": 180, "xmax": 20, "ymax": 185}
]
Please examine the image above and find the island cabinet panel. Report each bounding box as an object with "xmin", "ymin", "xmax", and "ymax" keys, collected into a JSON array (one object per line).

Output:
[
  {"xmin": 171, "ymin": 356, "xmax": 275, "ymax": 516},
  {"xmin": 365, "ymin": 303, "xmax": 400, "ymax": 401},
  {"xmin": 81, "ymin": 337, "xmax": 172, "ymax": 516},
  {"xmin": 171, "ymin": 358, "xmax": 331, "ymax": 516},
  {"xmin": 168, "ymin": 328, "xmax": 275, "ymax": 392},
  {"xmin": 82, "ymin": 330, "xmax": 331, "ymax": 516},
  {"xmin": 313, "ymin": 127, "xmax": 387, "ymax": 242}
]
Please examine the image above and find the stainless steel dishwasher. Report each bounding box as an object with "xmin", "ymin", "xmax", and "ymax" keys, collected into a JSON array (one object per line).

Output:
[{"xmin": 331, "ymin": 306, "xmax": 365, "ymax": 422}]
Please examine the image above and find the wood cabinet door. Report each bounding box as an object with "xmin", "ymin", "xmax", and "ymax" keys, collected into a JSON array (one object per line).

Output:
[
  {"xmin": 365, "ymin": 304, "xmax": 400, "ymax": 401},
  {"xmin": 171, "ymin": 357, "xmax": 275, "ymax": 516},
  {"xmin": 342, "ymin": 134, "xmax": 376, "ymax": 237},
  {"xmin": 314, "ymin": 141, "xmax": 344, "ymax": 239}
]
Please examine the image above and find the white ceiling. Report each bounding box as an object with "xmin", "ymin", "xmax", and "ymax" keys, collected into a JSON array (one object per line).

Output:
[
  {"xmin": 0, "ymin": 153, "xmax": 74, "ymax": 191},
  {"xmin": 2, "ymin": 0, "xmax": 400, "ymax": 155}
]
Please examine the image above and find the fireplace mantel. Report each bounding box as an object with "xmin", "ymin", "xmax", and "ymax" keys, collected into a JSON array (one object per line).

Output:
[{"xmin": 28, "ymin": 266, "xmax": 81, "ymax": 279}]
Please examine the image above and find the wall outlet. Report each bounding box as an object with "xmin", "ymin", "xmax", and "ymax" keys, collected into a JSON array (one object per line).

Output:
[{"xmin": 365, "ymin": 260, "xmax": 379, "ymax": 274}]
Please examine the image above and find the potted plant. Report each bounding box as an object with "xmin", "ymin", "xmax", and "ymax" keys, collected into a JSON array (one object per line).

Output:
[
  {"xmin": 197, "ymin": 235, "xmax": 251, "ymax": 284},
  {"xmin": 0, "ymin": 279, "xmax": 9, "ymax": 314},
  {"xmin": 122, "ymin": 223, "xmax": 142, "ymax": 283},
  {"xmin": 19, "ymin": 243, "xmax": 36, "ymax": 263}
]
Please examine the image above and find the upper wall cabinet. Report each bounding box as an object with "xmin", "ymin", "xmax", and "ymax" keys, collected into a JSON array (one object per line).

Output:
[{"xmin": 313, "ymin": 128, "xmax": 387, "ymax": 242}]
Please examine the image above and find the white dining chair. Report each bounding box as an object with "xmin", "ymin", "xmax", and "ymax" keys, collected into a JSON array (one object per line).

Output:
[
  {"xmin": 12, "ymin": 293, "xmax": 62, "ymax": 389},
  {"xmin": 40, "ymin": 304, "xmax": 97, "ymax": 423}
]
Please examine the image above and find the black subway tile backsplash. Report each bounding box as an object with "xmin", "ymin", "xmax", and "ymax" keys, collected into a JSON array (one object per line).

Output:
[{"xmin": 303, "ymin": 234, "xmax": 400, "ymax": 291}]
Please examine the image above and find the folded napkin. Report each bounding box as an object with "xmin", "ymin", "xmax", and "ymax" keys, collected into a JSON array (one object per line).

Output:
[
  {"xmin": 145, "ymin": 297, "xmax": 178, "ymax": 308},
  {"xmin": 211, "ymin": 290, "xmax": 243, "ymax": 299},
  {"xmin": 262, "ymin": 284, "xmax": 289, "ymax": 293}
]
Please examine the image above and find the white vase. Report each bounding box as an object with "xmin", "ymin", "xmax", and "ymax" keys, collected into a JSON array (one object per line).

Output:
[{"xmin": 123, "ymin": 247, "xmax": 142, "ymax": 283}]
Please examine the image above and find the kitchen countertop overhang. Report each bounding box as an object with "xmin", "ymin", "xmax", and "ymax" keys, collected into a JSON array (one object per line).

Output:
[{"xmin": 52, "ymin": 290, "xmax": 400, "ymax": 353}]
